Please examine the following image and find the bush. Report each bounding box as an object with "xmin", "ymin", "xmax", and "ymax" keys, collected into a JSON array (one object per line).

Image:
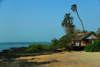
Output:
[
  {"xmin": 51, "ymin": 38, "xmax": 68, "ymax": 50},
  {"xmin": 25, "ymin": 44, "xmax": 51, "ymax": 52},
  {"xmin": 59, "ymin": 41, "xmax": 67, "ymax": 48},
  {"xmin": 8, "ymin": 50, "xmax": 14, "ymax": 53},
  {"xmin": 26, "ymin": 44, "xmax": 34, "ymax": 49},
  {"xmin": 25, "ymin": 38, "xmax": 68, "ymax": 53},
  {"xmin": 84, "ymin": 40, "xmax": 100, "ymax": 52},
  {"xmin": 42, "ymin": 45, "xmax": 51, "ymax": 50},
  {"xmin": 94, "ymin": 40, "xmax": 100, "ymax": 46},
  {"xmin": 49, "ymin": 45, "xmax": 57, "ymax": 50},
  {"xmin": 25, "ymin": 44, "xmax": 44, "ymax": 52},
  {"xmin": 84, "ymin": 45, "xmax": 89, "ymax": 52}
]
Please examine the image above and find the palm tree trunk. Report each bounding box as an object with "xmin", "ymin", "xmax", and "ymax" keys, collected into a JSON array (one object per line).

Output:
[{"xmin": 76, "ymin": 10, "xmax": 86, "ymax": 35}]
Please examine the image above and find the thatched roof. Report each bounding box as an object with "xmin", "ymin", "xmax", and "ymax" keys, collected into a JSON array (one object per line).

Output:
[{"xmin": 72, "ymin": 32, "xmax": 92, "ymax": 41}]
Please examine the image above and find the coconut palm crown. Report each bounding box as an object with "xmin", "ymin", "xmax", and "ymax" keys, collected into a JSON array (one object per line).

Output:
[
  {"xmin": 71, "ymin": 4, "xmax": 77, "ymax": 12},
  {"xmin": 61, "ymin": 13, "xmax": 75, "ymax": 28}
]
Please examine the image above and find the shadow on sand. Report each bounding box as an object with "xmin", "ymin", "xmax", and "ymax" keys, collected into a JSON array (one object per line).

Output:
[{"xmin": 0, "ymin": 47, "xmax": 63, "ymax": 67}]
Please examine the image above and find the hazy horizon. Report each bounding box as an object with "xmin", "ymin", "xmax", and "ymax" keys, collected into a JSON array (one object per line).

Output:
[{"xmin": 0, "ymin": 41, "xmax": 51, "ymax": 43}]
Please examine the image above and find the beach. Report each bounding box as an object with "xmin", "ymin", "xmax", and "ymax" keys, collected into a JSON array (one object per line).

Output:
[
  {"xmin": 16, "ymin": 51, "xmax": 100, "ymax": 67},
  {"xmin": 0, "ymin": 47, "xmax": 100, "ymax": 67}
]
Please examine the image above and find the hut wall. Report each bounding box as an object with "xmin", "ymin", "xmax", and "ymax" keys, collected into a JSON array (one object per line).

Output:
[
  {"xmin": 81, "ymin": 42, "xmax": 84, "ymax": 46},
  {"xmin": 83, "ymin": 40, "xmax": 89, "ymax": 46}
]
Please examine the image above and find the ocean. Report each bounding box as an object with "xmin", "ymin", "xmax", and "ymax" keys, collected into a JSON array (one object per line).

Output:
[{"xmin": 0, "ymin": 42, "xmax": 51, "ymax": 52}]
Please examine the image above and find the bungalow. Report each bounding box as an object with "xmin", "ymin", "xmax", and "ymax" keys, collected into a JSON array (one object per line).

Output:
[{"xmin": 71, "ymin": 32, "xmax": 98, "ymax": 46}]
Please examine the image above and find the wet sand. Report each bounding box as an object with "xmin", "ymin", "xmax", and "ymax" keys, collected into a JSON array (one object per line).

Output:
[{"xmin": 16, "ymin": 51, "xmax": 100, "ymax": 67}]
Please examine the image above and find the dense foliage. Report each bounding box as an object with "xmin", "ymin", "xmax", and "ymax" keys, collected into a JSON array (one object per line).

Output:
[
  {"xmin": 25, "ymin": 38, "xmax": 68, "ymax": 53},
  {"xmin": 51, "ymin": 38, "xmax": 68, "ymax": 49},
  {"xmin": 84, "ymin": 40, "xmax": 100, "ymax": 52},
  {"xmin": 25, "ymin": 44, "xmax": 51, "ymax": 52}
]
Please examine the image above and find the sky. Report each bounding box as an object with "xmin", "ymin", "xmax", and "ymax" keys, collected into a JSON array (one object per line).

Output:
[{"xmin": 0, "ymin": 0, "xmax": 100, "ymax": 42}]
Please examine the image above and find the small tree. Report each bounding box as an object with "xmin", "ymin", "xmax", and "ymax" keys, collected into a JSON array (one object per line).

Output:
[{"xmin": 51, "ymin": 38, "xmax": 58, "ymax": 46}]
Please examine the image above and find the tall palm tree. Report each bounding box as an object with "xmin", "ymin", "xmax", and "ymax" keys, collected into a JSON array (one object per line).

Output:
[{"xmin": 71, "ymin": 4, "xmax": 86, "ymax": 35}]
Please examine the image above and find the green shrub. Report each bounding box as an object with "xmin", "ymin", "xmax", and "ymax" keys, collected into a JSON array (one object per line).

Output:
[
  {"xmin": 89, "ymin": 49, "xmax": 93, "ymax": 52},
  {"xmin": 84, "ymin": 45, "xmax": 89, "ymax": 52},
  {"xmin": 8, "ymin": 50, "xmax": 14, "ymax": 53},
  {"xmin": 26, "ymin": 44, "xmax": 34, "ymax": 48},
  {"xmin": 50, "ymin": 38, "xmax": 68, "ymax": 51},
  {"xmin": 49, "ymin": 45, "xmax": 57, "ymax": 50},
  {"xmin": 84, "ymin": 40, "xmax": 100, "ymax": 52},
  {"xmin": 98, "ymin": 47, "xmax": 100, "ymax": 51},
  {"xmin": 98, "ymin": 46, "xmax": 100, "ymax": 49},
  {"xmin": 94, "ymin": 40, "xmax": 100, "ymax": 46},
  {"xmin": 42, "ymin": 45, "xmax": 51, "ymax": 50},
  {"xmin": 93, "ymin": 48, "xmax": 98, "ymax": 52},
  {"xmin": 26, "ymin": 38, "xmax": 68, "ymax": 52},
  {"xmin": 25, "ymin": 44, "xmax": 48, "ymax": 52}
]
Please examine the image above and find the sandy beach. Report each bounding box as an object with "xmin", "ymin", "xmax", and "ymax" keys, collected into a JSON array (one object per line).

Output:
[{"xmin": 16, "ymin": 51, "xmax": 100, "ymax": 67}]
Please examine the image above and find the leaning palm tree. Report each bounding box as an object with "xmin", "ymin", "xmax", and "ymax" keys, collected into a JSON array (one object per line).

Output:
[{"xmin": 71, "ymin": 4, "xmax": 86, "ymax": 35}]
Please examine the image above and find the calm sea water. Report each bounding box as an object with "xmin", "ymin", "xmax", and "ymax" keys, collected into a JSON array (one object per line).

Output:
[{"xmin": 0, "ymin": 42, "xmax": 51, "ymax": 52}]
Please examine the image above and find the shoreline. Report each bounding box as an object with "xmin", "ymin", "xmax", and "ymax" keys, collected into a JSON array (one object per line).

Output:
[
  {"xmin": 0, "ymin": 47, "xmax": 100, "ymax": 67},
  {"xmin": 0, "ymin": 43, "xmax": 51, "ymax": 53},
  {"xmin": 0, "ymin": 47, "xmax": 26, "ymax": 54},
  {"xmin": 0, "ymin": 46, "xmax": 60, "ymax": 67}
]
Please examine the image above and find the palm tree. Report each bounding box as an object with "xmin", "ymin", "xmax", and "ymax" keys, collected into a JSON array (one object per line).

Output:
[
  {"xmin": 61, "ymin": 13, "xmax": 75, "ymax": 43},
  {"xmin": 61, "ymin": 13, "xmax": 75, "ymax": 28},
  {"xmin": 71, "ymin": 4, "xmax": 86, "ymax": 35}
]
